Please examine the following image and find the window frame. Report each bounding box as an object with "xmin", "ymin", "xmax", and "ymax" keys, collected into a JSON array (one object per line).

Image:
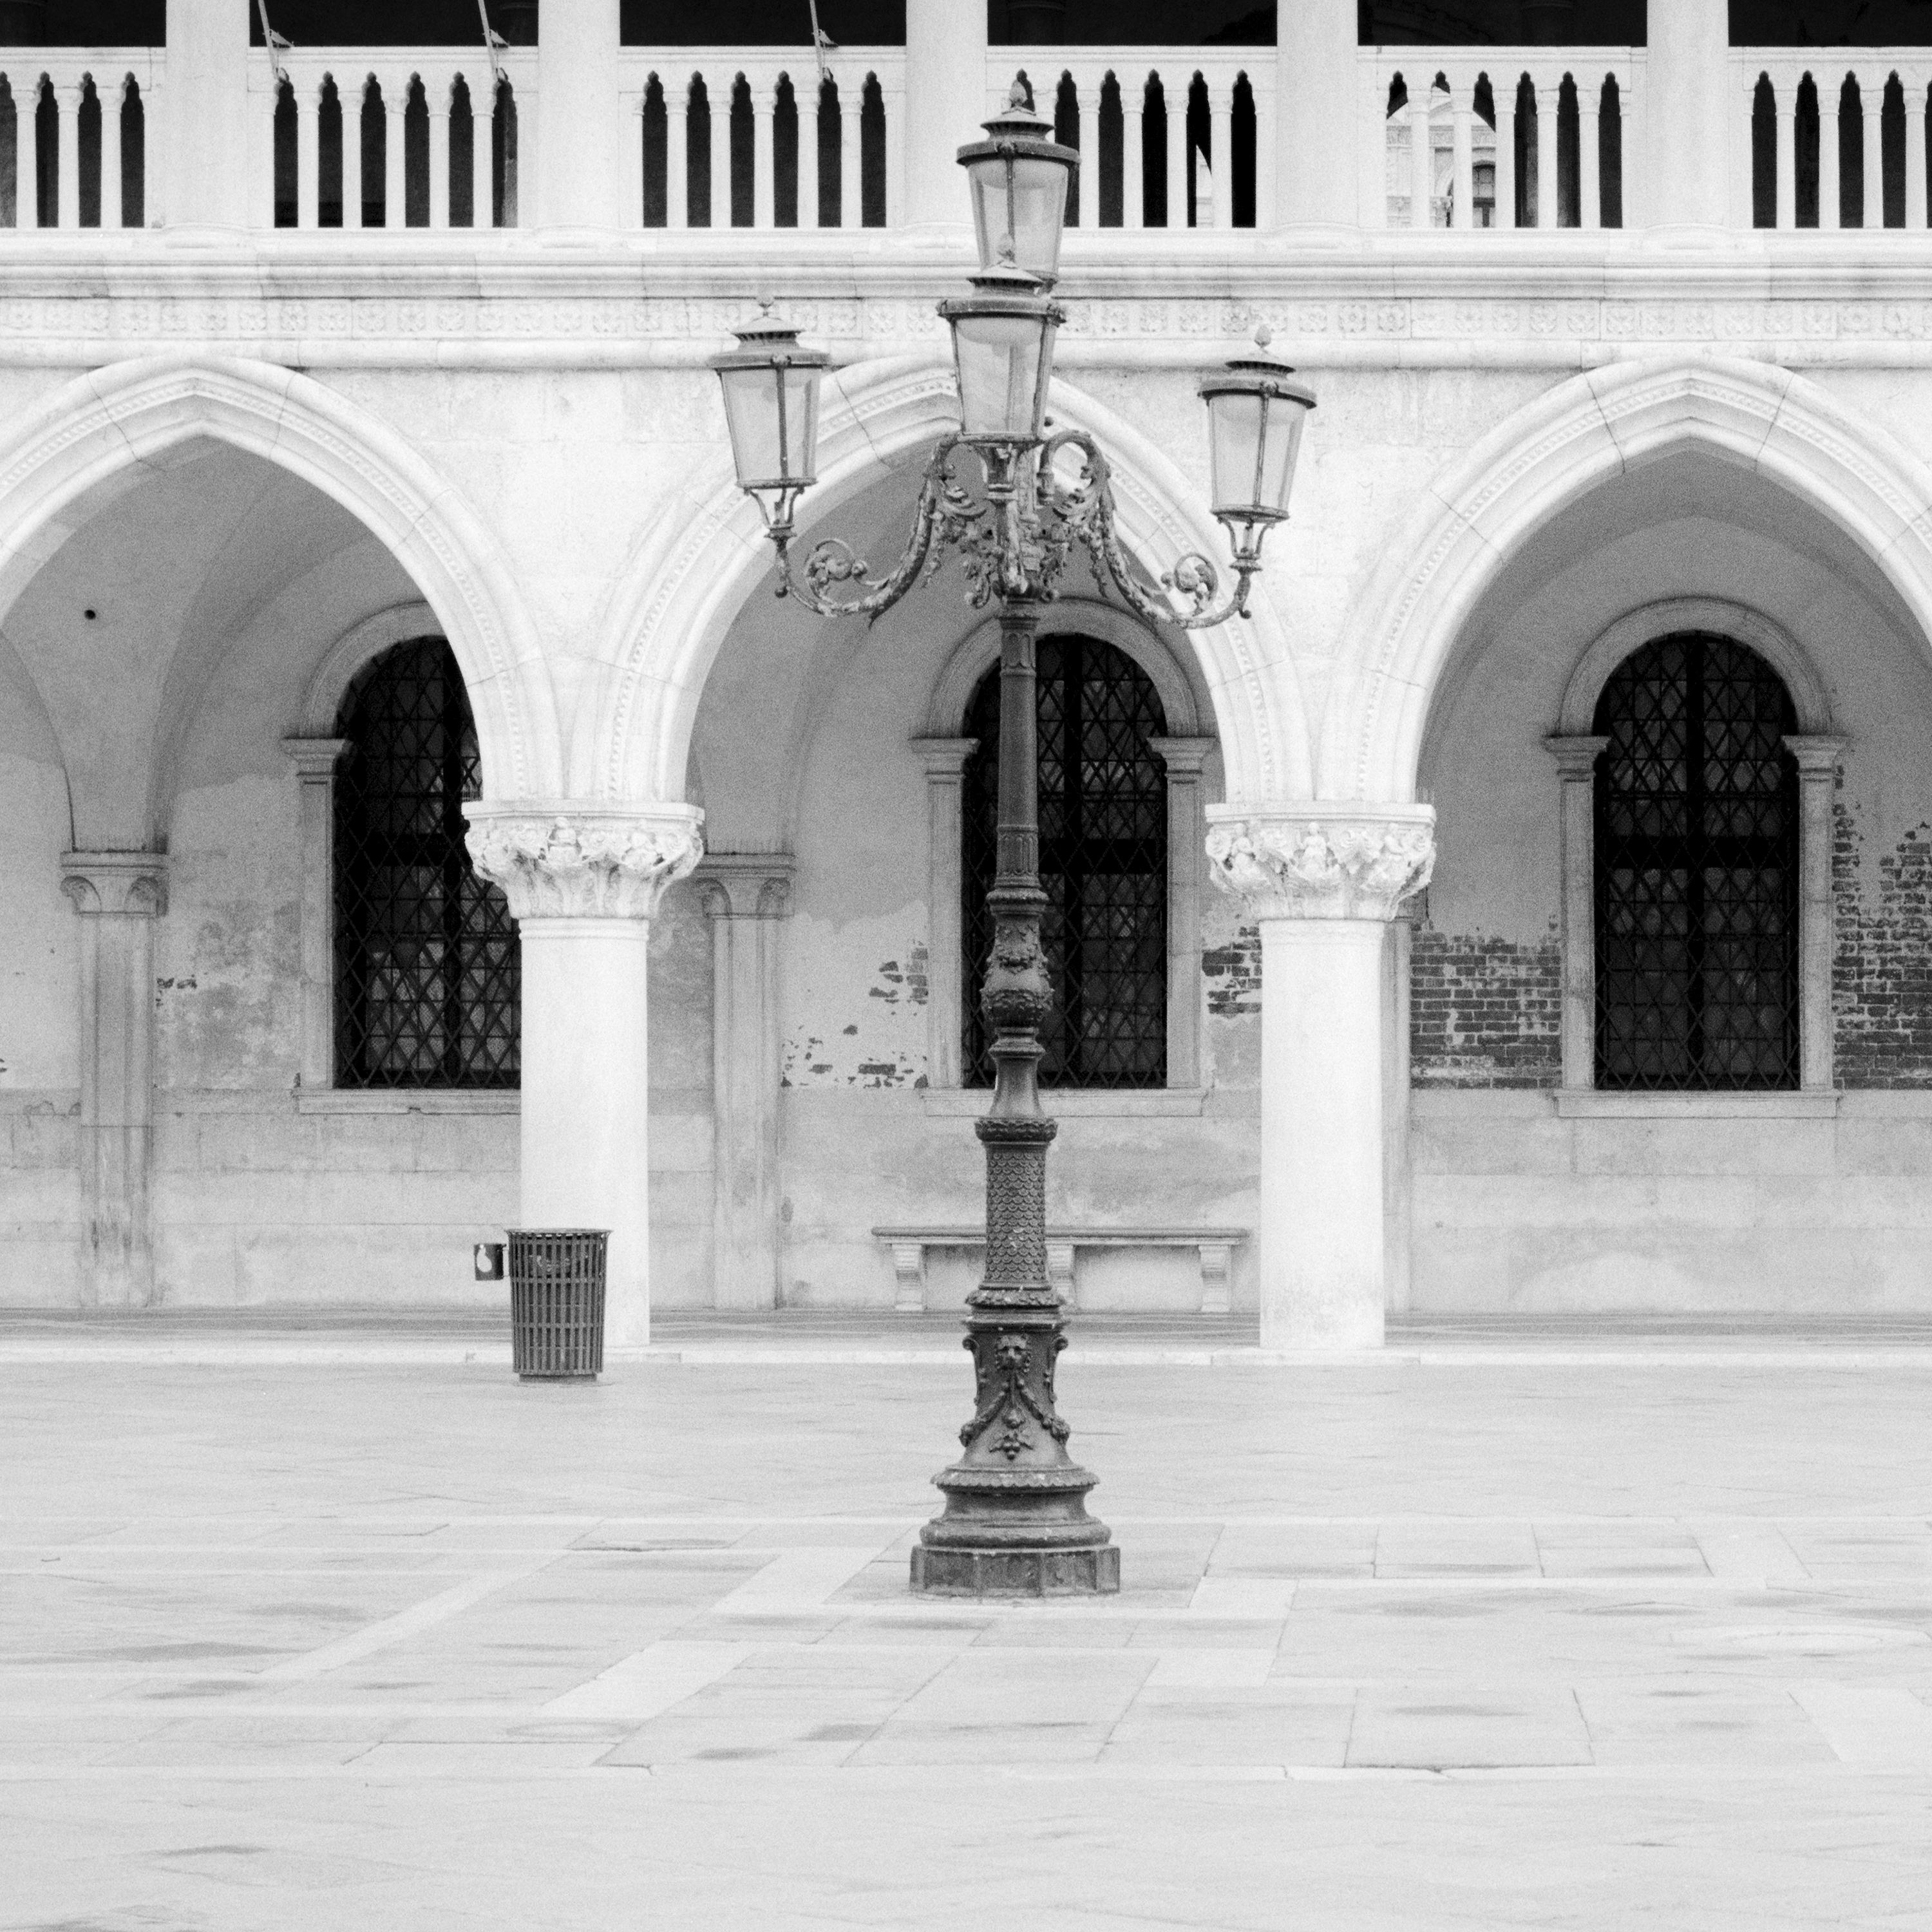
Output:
[
  {"xmin": 285, "ymin": 602, "xmax": 521, "ymax": 1115},
  {"xmin": 914, "ymin": 602, "xmax": 1215, "ymax": 1117},
  {"xmin": 1548, "ymin": 598, "xmax": 1842, "ymax": 1108}
]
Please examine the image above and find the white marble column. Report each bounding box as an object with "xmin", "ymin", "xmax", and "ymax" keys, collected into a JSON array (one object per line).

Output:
[
  {"xmin": 1821, "ymin": 79, "xmax": 1843, "ymax": 229},
  {"xmin": 904, "ymin": 0, "xmax": 985, "ymax": 232},
  {"xmin": 60, "ymin": 853, "xmax": 169, "ymax": 1309},
  {"xmin": 163, "ymin": 0, "xmax": 252, "ymax": 227},
  {"xmin": 428, "ymin": 90, "xmax": 451, "ymax": 229},
  {"xmin": 1862, "ymin": 80, "xmax": 1884, "ymax": 227},
  {"xmin": 1547, "ymin": 735, "xmax": 1608, "ymax": 1092},
  {"xmin": 696, "ymin": 855, "xmax": 793, "ymax": 1312},
  {"xmin": 1643, "ymin": 0, "xmax": 1730, "ymax": 229},
  {"xmin": 466, "ymin": 805, "xmax": 704, "ymax": 1350},
  {"xmin": 1908, "ymin": 83, "xmax": 1928, "ymax": 229},
  {"xmin": 1787, "ymin": 736, "xmax": 1847, "ymax": 1093},
  {"xmin": 535, "ymin": 0, "xmax": 623, "ymax": 230},
  {"xmin": 1535, "ymin": 84, "xmax": 1559, "ymax": 228},
  {"xmin": 1275, "ymin": 0, "xmax": 1358, "ymax": 229},
  {"xmin": 1206, "ymin": 807, "xmax": 1435, "ymax": 1351}
]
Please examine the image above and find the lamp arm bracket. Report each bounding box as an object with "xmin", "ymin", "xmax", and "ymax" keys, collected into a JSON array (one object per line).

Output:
[
  {"xmin": 770, "ymin": 436, "xmax": 970, "ymax": 621},
  {"xmin": 1038, "ymin": 428, "xmax": 1258, "ymax": 630}
]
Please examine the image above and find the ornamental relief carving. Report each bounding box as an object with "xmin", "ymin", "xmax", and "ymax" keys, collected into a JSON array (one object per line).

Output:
[
  {"xmin": 464, "ymin": 808, "xmax": 704, "ymax": 921},
  {"xmin": 1205, "ymin": 812, "xmax": 1435, "ymax": 922}
]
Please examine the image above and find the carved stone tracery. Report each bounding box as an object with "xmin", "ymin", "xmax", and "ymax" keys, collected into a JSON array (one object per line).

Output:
[
  {"xmin": 463, "ymin": 805, "xmax": 705, "ymax": 921},
  {"xmin": 1204, "ymin": 808, "xmax": 1436, "ymax": 922}
]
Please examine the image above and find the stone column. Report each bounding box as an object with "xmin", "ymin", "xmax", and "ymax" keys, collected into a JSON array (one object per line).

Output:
[
  {"xmin": 1547, "ymin": 735, "xmax": 1608, "ymax": 1093},
  {"xmin": 1150, "ymin": 736, "xmax": 1215, "ymax": 1091},
  {"xmin": 904, "ymin": 0, "xmax": 987, "ymax": 233},
  {"xmin": 1644, "ymin": 0, "xmax": 1731, "ymax": 229},
  {"xmin": 163, "ymin": 0, "xmax": 252, "ymax": 228},
  {"xmin": 1206, "ymin": 807, "xmax": 1435, "ymax": 1352},
  {"xmin": 695, "ymin": 855, "xmax": 793, "ymax": 1312},
  {"xmin": 283, "ymin": 737, "xmax": 350, "ymax": 1092},
  {"xmin": 1276, "ymin": 0, "xmax": 1359, "ymax": 229},
  {"xmin": 60, "ymin": 853, "xmax": 169, "ymax": 1309},
  {"xmin": 1787, "ymin": 736, "xmax": 1847, "ymax": 1093},
  {"xmin": 534, "ymin": 0, "xmax": 623, "ymax": 231},
  {"xmin": 913, "ymin": 737, "xmax": 977, "ymax": 1090},
  {"xmin": 466, "ymin": 805, "xmax": 704, "ymax": 1350}
]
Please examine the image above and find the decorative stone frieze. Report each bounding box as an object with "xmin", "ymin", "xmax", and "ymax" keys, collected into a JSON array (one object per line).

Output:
[
  {"xmin": 1204, "ymin": 806, "xmax": 1435, "ymax": 922},
  {"xmin": 463, "ymin": 804, "xmax": 704, "ymax": 921}
]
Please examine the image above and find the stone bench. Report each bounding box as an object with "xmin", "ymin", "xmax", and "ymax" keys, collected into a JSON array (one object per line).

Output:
[{"xmin": 871, "ymin": 1226, "xmax": 1247, "ymax": 1316}]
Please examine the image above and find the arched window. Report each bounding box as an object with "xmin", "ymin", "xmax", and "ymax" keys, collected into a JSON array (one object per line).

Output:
[
  {"xmin": 333, "ymin": 638, "xmax": 519, "ymax": 1089},
  {"xmin": 1593, "ymin": 633, "xmax": 1799, "ymax": 1091},
  {"xmin": 963, "ymin": 634, "xmax": 1168, "ymax": 1089}
]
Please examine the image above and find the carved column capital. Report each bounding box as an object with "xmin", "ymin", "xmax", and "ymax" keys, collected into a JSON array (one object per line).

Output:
[
  {"xmin": 694, "ymin": 853, "xmax": 796, "ymax": 921},
  {"xmin": 1544, "ymin": 733, "xmax": 1610, "ymax": 780},
  {"xmin": 61, "ymin": 851, "xmax": 169, "ymax": 918},
  {"xmin": 463, "ymin": 804, "xmax": 705, "ymax": 921},
  {"xmin": 1204, "ymin": 805, "xmax": 1435, "ymax": 922},
  {"xmin": 281, "ymin": 735, "xmax": 352, "ymax": 781}
]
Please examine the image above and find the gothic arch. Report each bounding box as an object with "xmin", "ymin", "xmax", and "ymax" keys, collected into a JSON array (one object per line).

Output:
[
  {"xmin": 0, "ymin": 354, "xmax": 558, "ymax": 797},
  {"xmin": 1327, "ymin": 355, "xmax": 1932, "ymax": 802},
  {"xmin": 583, "ymin": 354, "xmax": 1311, "ymax": 810}
]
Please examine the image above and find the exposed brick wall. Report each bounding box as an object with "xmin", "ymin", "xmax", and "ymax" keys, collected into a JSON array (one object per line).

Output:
[
  {"xmin": 1833, "ymin": 781, "xmax": 1932, "ymax": 1086},
  {"xmin": 1410, "ymin": 921, "xmax": 1562, "ymax": 1088},
  {"xmin": 1203, "ymin": 925, "xmax": 1262, "ymax": 1018}
]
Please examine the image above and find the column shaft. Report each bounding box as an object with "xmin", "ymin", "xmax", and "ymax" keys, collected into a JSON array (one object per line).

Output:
[
  {"xmin": 101, "ymin": 75, "xmax": 124, "ymax": 227},
  {"xmin": 535, "ymin": 0, "xmax": 622, "ymax": 228},
  {"xmin": 1643, "ymin": 0, "xmax": 1730, "ymax": 227},
  {"xmin": 384, "ymin": 90, "xmax": 404, "ymax": 226},
  {"xmin": 1275, "ymin": 0, "xmax": 1358, "ymax": 227},
  {"xmin": 1535, "ymin": 85, "xmax": 1558, "ymax": 228},
  {"xmin": 1260, "ymin": 919, "xmax": 1394, "ymax": 1349},
  {"xmin": 1123, "ymin": 96, "xmax": 1144, "ymax": 227},
  {"xmin": 1821, "ymin": 80, "xmax": 1842, "ymax": 228},
  {"xmin": 61, "ymin": 855, "xmax": 167, "ymax": 1311},
  {"xmin": 1211, "ymin": 84, "xmax": 1234, "ymax": 229},
  {"xmin": 1909, "ymin": 91, "xmax": 1928, "ymax": 228},
  {"xmin": 1862, "ymin": 81, "xmax": 1884, "ymax": 226},
  {"xmin": 904, "ymin": 0, "xmax": 986, "ymax": 229},
  {"xmin": 1787, "ymin": 737, "xmax": 1847, "ymax": 1093},
  {"xmin": 429, "ymin": 102, "xmax": 450, "ymax": 227},
  {"xmin": 1548, "ymin": 736, "xmax": 1608, "ymax": 1092}
]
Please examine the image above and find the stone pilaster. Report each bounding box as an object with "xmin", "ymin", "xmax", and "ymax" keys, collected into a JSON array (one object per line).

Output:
[
  {"xmin": 695, "ymin": 855, "xmax": 795, "ymax": 1313},
  {"xmin": 464, "ymin": 803, "xmax": 705, "ymax": 1350},
  {"xmin": 1204, "ymin": 805, "xmax": 1436, "ymax": 1352},
  {"xmin": 283, "ymin": 737, "xmax": 350, "ymax": 1092},
  {"xmin": 60, "ymin": 852, "xmax": 169, "ymax": 1309}
]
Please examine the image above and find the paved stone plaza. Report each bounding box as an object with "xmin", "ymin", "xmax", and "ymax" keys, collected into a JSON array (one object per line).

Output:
[{"xmin": 6, "ymin": 1332, "xmax": 1932, "ymax": 1929}]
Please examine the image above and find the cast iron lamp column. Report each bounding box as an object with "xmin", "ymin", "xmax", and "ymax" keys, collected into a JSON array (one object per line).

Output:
[{"xmin": 712, "ymin": 88, "xmax": 1316, "ymax": 1596}]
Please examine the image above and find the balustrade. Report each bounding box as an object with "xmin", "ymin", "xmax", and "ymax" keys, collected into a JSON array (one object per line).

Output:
[
  {"xmin": 1740, "ymin": 52, "xmax": 1932, "ymax": 229},
  {"xmin": 1360, "ymin": 49, "xmax": 1643, "ymax": 231},
  {"xmin": 989, "ymin": 50, "xmax": 1270, "ymax": 230},
  {"xmin": 12, "ymin": 38, "xmax": 1932, "ymax": 242},
  {"xmin": 0, "ymin": 53, "xmax": 157, "ymax": 229},
  {"xmin": 625, "ymin": 50, "xmax": 902, "ymax": 231},
  {"xmin": 255, "ymin": 50, "xmax": 529, "ymax": 231}
]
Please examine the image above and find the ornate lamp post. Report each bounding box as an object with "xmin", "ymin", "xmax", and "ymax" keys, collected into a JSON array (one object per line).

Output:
[{"xmin": 712, "ymin": 89, "xmax": 1316, "ymax": 1597}]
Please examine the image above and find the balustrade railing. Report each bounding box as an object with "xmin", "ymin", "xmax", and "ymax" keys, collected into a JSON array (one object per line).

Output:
[
  {"xmin": 1738, "ymin": 51, "xmax": 1932, "ymax": 229},
  {"xmin": 623, "ymin": 49, "xmax": 902, "ymax": 231},
  {"xmin": 252, "ymin": 48, "xmax": 530, "ymax": 230},
  {"xmin": 0, "ymin": 51, "xmax": 158, "ymax": 228},
  {"xmin": 989, "ymin": 49, "xmax": 1271, "ymax": 230},
  {"xmin": 1361, "ymin": 48, "xmax": 1643, "ymax": 231}
]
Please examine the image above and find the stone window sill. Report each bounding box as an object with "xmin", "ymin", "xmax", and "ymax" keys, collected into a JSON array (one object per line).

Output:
[
  {"xmin": 295, "ymin": 1090, "xmax": 521, "ymax": 1117},
  {"xmin": 921, "ymin": 1087, "xmax": 1208, "ymax": 1119},
  {"xmin": 1553, "ymin": 1090, "xmax": 1841, "ymax": 1120}
]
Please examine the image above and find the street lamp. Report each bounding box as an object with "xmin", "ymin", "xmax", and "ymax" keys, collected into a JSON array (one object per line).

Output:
[{"xmin": 713, "ymin": 85, "xmax": 1314, "ymax": 1598}]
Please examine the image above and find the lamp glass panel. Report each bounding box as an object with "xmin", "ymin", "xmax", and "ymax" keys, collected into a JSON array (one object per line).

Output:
[
  {"xmin": 967, "ymin": 153, "xmax": 1070, "ymax": 281},
  {"xmin": 719, "ymin": 362, "xmax": 785, "ymax": 489},
  {"xmin": 951, "ymin": 310, "xmax": 1051, "ymax": 439},
  {"xmin": 781, "ymin": 365, "xmax": 822, "ymax": 485},
  {"xmin": 1207, "ymin": 389, "xmax": 1310, "ymax": 518}
]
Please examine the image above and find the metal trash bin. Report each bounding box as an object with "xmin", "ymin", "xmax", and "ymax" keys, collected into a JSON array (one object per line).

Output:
[{"xmin": 508, "ymin": 1229, "xmax": 609, "ymax": 1381}]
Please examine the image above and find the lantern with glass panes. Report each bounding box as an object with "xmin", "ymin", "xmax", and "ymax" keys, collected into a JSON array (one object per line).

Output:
[
  {"xmin": 712, "ymin": 86, "xmax": 1315, "ymax": 627},
  {"xmin": 709, "ymin": 84, "xmax": 1317, "ymax": 1604}
]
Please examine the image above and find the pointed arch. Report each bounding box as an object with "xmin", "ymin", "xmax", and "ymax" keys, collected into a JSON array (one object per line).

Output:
[
  {"xmin": 1326, "ymin": 354, "xmax": 1932, "ymax": 802},
  {"xmin": 583, "ymin": 354, "xmax": 1312, "ymax": 810},
  {"xmin": 0, "ymin": 353, "xmax": 558, "ymax": 797}
]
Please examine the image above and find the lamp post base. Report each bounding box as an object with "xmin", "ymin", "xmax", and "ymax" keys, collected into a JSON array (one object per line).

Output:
[{"xmin": 911, "ymin": 1543, "xmax": 1121, "ymax": 1596}]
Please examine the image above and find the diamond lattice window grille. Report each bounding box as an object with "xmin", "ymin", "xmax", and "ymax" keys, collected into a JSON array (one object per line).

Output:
[
  {"xmin": 333, "ymin": 637, "xmax": 520, "ymax": 1089},
  {"xmin": 1593, "ymin": 632, "xmax": 1799, "ymax": 1092},
  {"xmin": 963, "ymin": 634, "xmax": 1168, "ymax": 1090}
]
